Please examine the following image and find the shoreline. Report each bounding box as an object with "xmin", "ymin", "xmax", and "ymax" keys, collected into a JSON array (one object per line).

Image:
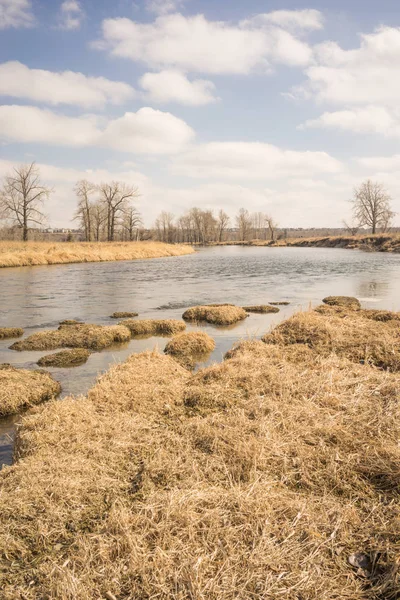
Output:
[{"xmin": 0, "ymin": 241, "xmax": 194, "ymax": 269}]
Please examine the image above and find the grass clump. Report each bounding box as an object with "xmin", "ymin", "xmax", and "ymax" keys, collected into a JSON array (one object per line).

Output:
[
  {"xmin": 323, "ymin": 295, "xmax": 361, "ymax": 309},
  {"xmin": 110, "ymin": 311, "xmax": 138, "ymax": 319},
  {"xmin": 0, "ymin": 365, "xmax": 61, "ymax": 416},
  {"xmin": 0, "ymin": 327, "xmax": 23, "ymax": 340},
  {"xmin": 182, "ymin": 304, "xmax": 247, "ymax": 325},
  {"xmin": 59, "ymin": 319, "xmax": 82, "ymax": 326},
  {"xmin": 10, "ymin": 324, "xmax": 131, "ymax": 352},
  {"xmin": 269, "ymin": 301, "xmax": 290, "ymax": 305},
  {"xmin": 165, "ymin": 331, "xmax": 215, "ymax": 368},
  {"xmin": 37, "ymin": 348, "xmax": 91, "ymax": 368},
  {"xmin": 243, "ymin": 304, "xmax": 280, "ymax": 313},
  {"xmin": 120, "ymin": 319, "xmax": 186, "ymax": 337}
]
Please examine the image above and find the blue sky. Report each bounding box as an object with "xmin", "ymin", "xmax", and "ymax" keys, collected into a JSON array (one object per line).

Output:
[{"xmin": 1, "ymin": 0, "xmax": 400, "ymax": 228}]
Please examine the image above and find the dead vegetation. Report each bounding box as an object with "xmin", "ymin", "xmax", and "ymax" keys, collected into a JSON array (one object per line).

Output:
[
  {"xmin": 120, "ymin": 319, "xmax": 186, "ymax": 337},
  {"xmin": 110, "ymin": 311, "xmax": 138, "ymax": 319},
  {"xmin": 0, "ymin": 365, "xmax": 61, "ymax": 416},
  {"xmin": 37, "ymin": 348, "xmax": 91, "ymax": 368},
  {"xmin": 0, "ymin": 308, "xmax": 399, "ymax": 598},
  {"xmin": 10, "ymin": 323, "xmax": 131, "ymax": 352},
  {"xmin": 183, "ymin": 304, "xmax": 248, "ymax": 325},
  {"xmin": 59, "ymin": 320, "xmax": 82, "ymax": 326},
  {"xmin": 242, "ymin": 304, "xmax": 280, "ymax": 313},
  {"xmin": 0, "ymin": 241, "xmax": 194, "ymax": 269},
  {"xmin": 165, "ymin": 331, "xmax": 216, "ymax": 368},
  {"xmin": 0, "ymin": 327, "xmax": 24, "ymax": 339},
  {"xmin": 323, "ymin": 295, "xmax": 361, "ymax": 309}
]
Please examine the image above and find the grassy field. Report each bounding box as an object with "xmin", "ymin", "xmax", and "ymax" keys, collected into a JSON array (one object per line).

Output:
[
  {"xmin": 0, "ymin": 241, "xmax": 194, "ymax": 268},
  {"xmin": 0, "ymin": 301, "xmax": 399, "ymax": 598}
]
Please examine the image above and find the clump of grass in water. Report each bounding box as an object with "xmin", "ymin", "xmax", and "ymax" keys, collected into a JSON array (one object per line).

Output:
[
  {"xmin": 182, "ymin": 304, "xmax": 247, "ymax": 325},
  {"xmin": 37, "ymin": 348, "xmax": 91, "ymax": 368},
  {"xmin": 110, "ymin": 312, "xmax": 138, "ymax": 319},
  {"xmin": 242, "ymin": 305, "xmax": 280, "ymax": 314},
  {"xmin": 120, "ymin": 319, "xmax": 186, "ymax": 337},
  {"xmin": 0, "ymin": 365, "xmax": 61, "ymax": 416},
  {"xmin": 164, "ymin": 331, "xmax": 216, "ymax": 369},
  {"xmin": 0, "ymin": 327, "xmax": 24, "ymax": 340}
]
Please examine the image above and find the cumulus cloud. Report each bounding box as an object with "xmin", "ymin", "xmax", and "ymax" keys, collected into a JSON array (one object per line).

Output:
[
  {"xmin": 172, "ymin": 142, "xmax": 342, "ymax": 180},
  {"xmin": 0, "ymin": 0, "xmax": 34, "ymax": 29},
  {"xmin": 94, "ymin": 11, "xmax": 319, "ymax": 74},
  {"xmin": 145, "ymin": 0, "xmax": 186, "ymax": 15},
  {"xmin": 243, "ymin": 9, "xmax": 324, "ymax": 33},
  {"xmin": 139, "ymin": 70, "xmax": 218, "ymax": 105},
  {"xmin": 356, "ymin": 154, "xmax": 400, "ymax": 171},
  {"xmin": 58, "ymin": 0, "xmax": 84, "ymax": 30},
  {"xmin": 0, "ymin": 105, "xmax": 195, "ymax": 154},
  {"xmin": 300, "ymin": 106, "xmax": 400, "ymax": 137},
  {"xmin": 0, "ymin": 61, "xmax": 135, "ymax": 109}
]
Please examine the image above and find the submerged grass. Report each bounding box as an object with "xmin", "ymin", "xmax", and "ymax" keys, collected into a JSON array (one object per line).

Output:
[
  {"xmin": 37, "ymin": 348, "xmax": 91, "ymax": 368},
  {"xmin": 0, "ymin": 307, "xmax": 399, "ymax": 598},
  {"xmin": 0, "ymin": 241, "xmax": 194, "ymax": 269},
  {"xmin": 110, "ymin": 311, "xmax": 138, "ymax": 319},
  {"xmin": 183, "ymin": 304, "xmax": 248, "ymax": 325},
  {"xmin": 11, "ymin": 324, "xmax": 131, "ymax": 352},
  {"xmin": 0, "ymin": 327, "xmax": 23, "ymax": 339},
  {"xmin": 242, "ymin": 304, "xmax": 280, "ymax": 313},
  {"xmin": 0, "ymin": 365, "xmax": 61, "ymax": 417},
  {"xmin": 120, "ymin": 319, "xmax": 186, "ymax": 337}
]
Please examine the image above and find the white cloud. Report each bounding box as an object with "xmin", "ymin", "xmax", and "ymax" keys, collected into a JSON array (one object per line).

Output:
[
  {"xmin": 94, "ymin": 11, "xmax": 317, "ymax": 74},
  {"xmin": 300, "ymin": 106, "xmax": 400, "ymax": 137},
  {"xmin": 172, "ymin": 142, "xmax": 342, "ymax": 180},
  {"xmin": 146, "ymin": 0, "xmax": 186, "ymax": 15},
  {"xmin": 59, "ymin": 0, "xmax": 84, "ymax": 30},
  {"xmin": 356, "ymin": 154, "xmax": 400, "ymax": 171},
  {"xmin": 0, "ymin": 61, "xmax": 135, "ymax": 109},
  {"xmin": 139, "ymin": 70, "xmax": 218, "ymax": 105},
  {"xmin": 0, "ymin": 105, "xmax": 195, "ymax": 154},
  {"xmin": 243, "ymin": 10, "xmax": 324, "ymax": 33},
  {"xmin": 0, "ymin": 0, "xmax": 34, "ymax": 29}
]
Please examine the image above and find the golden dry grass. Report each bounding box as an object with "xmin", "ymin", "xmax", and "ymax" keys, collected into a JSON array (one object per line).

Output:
[
  {"xmin": 0, "ymin": 241, "xmax": 194, "ymax": 268},
  {"xmin": 10, "ymin": 323, "xmax": 131, "ymax": 352},
  {"xmin": 0, "ymin": 365, "xmax": 61, "ymax": 416},
  {"xmin": 119, "ymin": 318, "xmax": 186, "ymax": 337},
  {"xmin": 37, "ymin": 348, "xmax": 91, "ymax": 368},
  {"xmin": 1, "ymin": 309, "xmax": 400, "ymax": 598},
  {"xmin": 164, "ymin": 331, "xmax": 216, "ymax": 368},
  {"xmin": 110, "ymin": 311, "xmax": 138, "ymax": 319},
  {"xmin": 0, "ymin": 327, "xmax": 24, "ymax": 339},
  {"xmin": 242, "ymin": 304, "xmax": 280, "ymax": 313},
  {"xmin": 323, "ymin": 295, "xmax": 361, "ymax": 309},
  {"xmin": 182, "ymin": 304, "xmax": 248, "ymax": 325}
]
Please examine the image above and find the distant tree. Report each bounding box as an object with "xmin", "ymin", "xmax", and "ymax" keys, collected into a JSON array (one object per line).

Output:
[
  {"xmin": 155, "ymin": 211, "xmax": 175, "ymax": 243},
  {"xmin": 99, "ymin": 181, "xmax": 140, "ymax": 241},
  {"xmin": 122, "ymin": 206, "xmax": 142, "ymax": 241},
  {"xmin": 265, "ymin": 214, "xmax": 278, "ymax": 241},
  {"xmin": 342, "ymin": 219, "xmax": 360, "ymax": 236},
  {"xmin": 0, "ymin": 162, "xmax": 52, "ymax": 241},
  {"xmin": 236, "ymin": 208, "xmax": 251, "ymax": 241},
  {"xmin": 91, "ymin": 201, "xmax": 107, "ymax": 241},
  {"xmin": 217, "ymin": 209, "xmax": 230, "ymax": 242},
  {"xmin": 74, "ymin": 180, "xmax": 96, "ymax": 241},
  {"xmin": 352, "ymin": 180, "xmax": 395, "ymax": 234}
]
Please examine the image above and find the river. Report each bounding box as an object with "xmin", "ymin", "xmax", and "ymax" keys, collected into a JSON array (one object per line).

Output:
[{"xmin": 1, "ymin": 245, "xmax": 400, "ymax": 467}]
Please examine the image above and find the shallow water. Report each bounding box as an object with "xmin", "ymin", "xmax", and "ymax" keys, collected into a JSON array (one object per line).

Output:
[{"xmin": 1, "ymin": 245, "xmax": 400, "ymax": 466}]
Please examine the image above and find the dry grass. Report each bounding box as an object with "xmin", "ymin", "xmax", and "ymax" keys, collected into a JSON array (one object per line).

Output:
[
  {"xmin": 120, "ymin": 319, "xmax": 186, "ymax": 337},
  {"xmin": 110, "ymin": 311, "xmax": 138, "ymax": 319},
  {"xmin": 1, "ymin": 308, "xmax": 400, "ymax": 598},
  {"xmin": 0, "ymin": 365, "xmax": 61, "ymax": 416},
  {"xmin": 59, "ymin": 320, "xmax": 82, "ymax": 326},
  {"xmin": 323, "ymin": 295, "xmax": 361, "ymax": 309},
  {"xmin": 37, "ymin": 348, "xmax": 91, "ymax": 368},
  {"xmin": 269, "ymin": 301, "xmax": 290, "ymax": 305},
  {"xmin": 183, "ymin": 304, "xmax": 248, "ymax": 325},
  {"xmin": 164, "ymin": 331, "xmax": 215, "ymax": 368},
  {"xmin": 0, "ymin": 241, "xmax": 194, "ymax": 268},
  {"xmin": 0, "ymin": 327, "xmax": 24, "ymax": 339},
  {"xmin": 242, "ymin": 304, "xmax": 280, "ymax": 313},
  {"xmin": 10, "ymin": 324, "xmax": 131, "ymax": 352}
]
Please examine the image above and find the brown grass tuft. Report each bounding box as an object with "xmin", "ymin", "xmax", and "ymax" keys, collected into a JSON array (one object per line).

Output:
[
  {"xmin": 0, "ymin": 365, "xmax": 61, "ymax": 416},
  {"xmin": 37, "ymin": 348, "xmax": 91, "ymax": 368},
  {"xmin": 0, "ymin": 327, "xmax": 24, "ymax": 339},
  {"xmin": 120, "ymin": 319, "xmax": 186, "ymax": 337},
  {"xmin": 164, "ymin": 331, "xmax": 215, "ymax": 368},
  {"xmin": 323, "ymin": 295, "xmax": 361, "ymax": 309},
  {"xmin": 110, "ymin": 311, "xmax": 138, "ymax": 319},
  {"xmin": 242, "ymin": 304, "xmax": 280, "ymax": 313},
  {"xmin": 59, "ymin": 319, "xmax": 82, "ymax": 326},
  {"xmin": 182, "ymin": 304, "xmax": 248, "ymax": 325},
  {"xmin": 10, "ymin": 324, "xmax": 131, "ymax": 352}
]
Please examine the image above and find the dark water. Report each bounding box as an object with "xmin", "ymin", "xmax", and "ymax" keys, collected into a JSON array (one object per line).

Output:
[{"xmin": 1, "ymin": 246, "xmax": 400, "ymax": 466}]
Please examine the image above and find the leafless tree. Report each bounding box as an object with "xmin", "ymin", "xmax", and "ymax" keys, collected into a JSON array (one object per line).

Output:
[
  {"xmin": 122, "ymin": 206, "xmax": 142, "ymax": 241},
  {"xmin": 91, "ymin": 201, "xmax": 107, "ymax": 241},
  {"xmin": 99, "ymin": 181, "xmax": 140, "ymax": 241},
  {"xmin": 155, "ymin": 211, "xmax": 175, "ymax": 243},
  {"xmin": 265, "ymin": 214, "xmax": 278, "ymax": 241},
  {"xmin": 0, "ymin": 162, "xmax": 52, "ymax": 241},
  {"xmin": 74, "ymin": 180, "xmax": 96, "ymax": 241},
  {"xmin": 352, "ymin": 180, "xmax": 395, "ymax": 234},
  {"xmin": 236, "ymin": 208, "xmax": 251, "ymax": 241},
  {"xmin": 342, "ymin": 219, "xmax": 360, "ymax": 236},
  {"xmin": 217, "ymin": 209, "xmax": 230, "ymax": 242}
]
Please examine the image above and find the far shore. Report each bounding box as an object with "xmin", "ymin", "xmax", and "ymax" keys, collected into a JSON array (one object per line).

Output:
[
  {"xmin": 197, "ymin": 233, "xmax": 400, "ymax": 253},
  {"xmin": 0, "ymin": 241, "xmax": 194, "ymax": 269}
]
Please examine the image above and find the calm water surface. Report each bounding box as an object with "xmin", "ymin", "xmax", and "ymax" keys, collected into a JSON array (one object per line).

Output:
[{"xmin": 1, "ymin": 246, "xmax": 400, "ymax": 466}]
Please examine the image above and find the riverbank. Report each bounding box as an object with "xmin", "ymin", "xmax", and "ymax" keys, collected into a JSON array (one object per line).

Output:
[
  {"xmin": 0, "ymin": 241, "xmax": 194, "ymax": 268},
  {"xmin": 1, "ymin": 301, "xmax": 399, "ymax": 598},
  {"xmin": 210, "ymin": 233, "xmax": 400, "ymax": 252}
]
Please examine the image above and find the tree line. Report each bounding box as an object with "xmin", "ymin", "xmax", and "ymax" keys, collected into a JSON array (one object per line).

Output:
[{"xmin": 0, "ymin": 162, "xmax": 396, "ymax": 242}]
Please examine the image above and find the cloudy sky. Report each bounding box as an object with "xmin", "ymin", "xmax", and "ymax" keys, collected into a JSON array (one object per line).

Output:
[{"xmin": 0, "ymin": 0, "xmax": 399, "ymax": 228}]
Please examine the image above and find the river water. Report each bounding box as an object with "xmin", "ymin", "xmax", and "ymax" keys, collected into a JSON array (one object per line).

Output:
[{"xmin": 1, "ymin": 245, "xmax": 400, "ymax": 467}]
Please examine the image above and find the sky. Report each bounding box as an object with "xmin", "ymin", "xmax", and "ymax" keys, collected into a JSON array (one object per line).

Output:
[{"xmin": 1, "ymin": 0, "xmax": 400, "ymax": 228}]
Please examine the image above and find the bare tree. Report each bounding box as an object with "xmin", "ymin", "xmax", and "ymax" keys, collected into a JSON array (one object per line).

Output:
[
  {"xmin": 217, "ymin": 209, "xmax": 230, "ymax": 242},
  {"xmin": 155, "ymin": 211, "xmax": 175, "ymax": 243},
  {"xmin": 265, "ymin": 214, "xmax": 278, "ymax": 241},
  {"xmin": 91, "ymin": 201, "xmax": 107, "ymax": 241},
  {"xmin": 0, "ymin": 162, "xmax": 51, "ymax": 241},
  {"xmin": 342, "ymin": 219, "xmax": 360, "ymax": 236},
  {"xmin": 74, "ymin": 180, "xmax": 96, "ymax": 241},
  {"xmin": 352, "ymin": 180, "xmax": 395, "ymax": 234},
  {"xmin": 122, "ymin": 206, "xmax": 142, "ymax": 241},
  {"xmin": 99, "ymin": 181, "xmax": 140, "ymax": 241},
  {"xmin": 236, "ymin": 208, "xmax": 251, "ymax": 241}
]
